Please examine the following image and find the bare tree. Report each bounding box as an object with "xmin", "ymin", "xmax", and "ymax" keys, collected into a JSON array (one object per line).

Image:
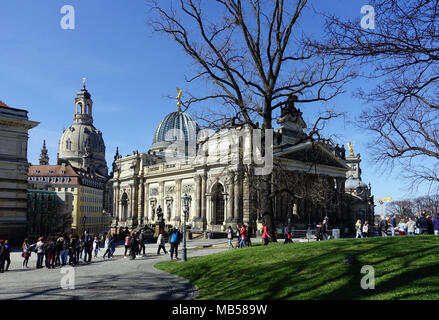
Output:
[
  {"xmin": 147, "ymin": 0, "xmax": 353, "ymax": 237},
  {"xmin": 313, "ymin": 0, "xmax": 439, "ymax": 192},
  {"xmin": 387, "ymin": 200, "xmax": 415, "ymax": 220}
]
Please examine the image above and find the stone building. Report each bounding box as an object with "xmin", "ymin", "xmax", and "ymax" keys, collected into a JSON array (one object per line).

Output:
[
  {"xmin": 29, "ymin": 148, "xmax": 110, "ymax": 235},
  {"xmin": 111, "ymin": 96, "xmax": 372, "ymax": 234},
  {"xmin": 28, "ymin": 81, "xmax": 112, "ymax": 235},
  {"xmin": 0, "ymin": 100, "xmax": 38, "ymax": 243},
  {"xmin": 27, "ymin": 190, "xmax": 73, "ymax": 238}
]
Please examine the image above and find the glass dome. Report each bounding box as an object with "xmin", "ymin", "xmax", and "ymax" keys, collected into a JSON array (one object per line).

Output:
[{"xmin": 150, "ymin": 110, "xmax": 199, "ymax": 152}]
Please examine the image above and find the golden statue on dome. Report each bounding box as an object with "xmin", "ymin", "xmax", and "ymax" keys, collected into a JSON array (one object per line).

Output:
[
  {"xmin": 176, "ymin": 87, "xmax": 183, "ymax": 109},
  {"xmin": 347, "ymin": 141, "xmax": 355, "ymax": 157}
]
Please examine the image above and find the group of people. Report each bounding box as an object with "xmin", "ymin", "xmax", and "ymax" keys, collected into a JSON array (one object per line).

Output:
[
  {"xmin": 22, "ymin": 231, "xmax": 116, "ymax": 270},
  {"xmin": 155, "ymin": 228, "xmax": 183, "ymax": 260},
  {"xmin": 378, "ymin": 214, "xmax": 439, "ymax": 236},
  {"xmin": 226, "ymin": 224, "xmax": 255, "ymax": 248}
]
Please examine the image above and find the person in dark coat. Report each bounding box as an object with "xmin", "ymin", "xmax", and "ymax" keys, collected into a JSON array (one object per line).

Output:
[
  {"xmin": 433, "ymin": 215, "xmax": 439, "ymax": 235},
  {"xmin": 0, "ymin": 240, "xmax": 5, "ymax": 273},
  {"xmin": 379, "ymin": 217, "xmax": 389, "ymax": 236},
  {"xmin": 416, "ymin": 214, "xmax": 433, "ymax": 234},
  {"xmin": 129, "ymin": 232, "xmax": 137, "ymax": 260}
]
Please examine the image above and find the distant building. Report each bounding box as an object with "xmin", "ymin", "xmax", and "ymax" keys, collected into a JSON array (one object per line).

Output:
[
  {"xmin": 0, "ymin": 100, "xmax": 38, "ymax": 243},
  {"xmin": 28, "ymin": 81, "xmax": 113, "ymax": 235},
  {"xmin": 344, "ymin": 152, "xmax": 375, "ymax": 230},
  {"xmin": 27, "ymin": 190, "xmax": 73, "ymax": 238},
  {"xmin": 28, "ymin": 162, "xmax": 110, "ymax": 235}
]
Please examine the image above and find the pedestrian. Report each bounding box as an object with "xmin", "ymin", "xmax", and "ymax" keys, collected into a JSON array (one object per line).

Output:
[
  {"xmin": 315, "ymin": 222, "xmax": 323, "ymax": 241},
  {"xmin": 36, "ymin": 237, "xmax": 45, "ymax": 269},
  {"xmin": 110, "ymin": 234, "xmax": 116, "ymax": 258},
  {"xmin": 124, "ymin": 233, "xmax": 131, "ymax": 258},
  {"xmin": 129, "ymin": 232, "xmax": 137, "ymax": 260},
  {"xmin": 427, "ymin": 215, "xmax": 434, "ymax": 234},
  {"xmin": 60, "ymin": 235, "xmax": 70, "ymax": 266},
  {"xmin": 283, "ymin": 224, "xmax": 292, "ymax": 244},
  {"xmin": 139, "ymin": 230, "xmax": 146, "ymax": 256},
  {"xmin": 355, "ymin": 219, "xmax": 363, "ymax": 238},
  {"xmin": 44, "ymin": 237, "xmax": 55, "ymax": 269},
  {"xmin": 79, "ymin": 235, "xmax": 84, "ymax": 260},
  {"xmin": 434, "ymin": 215, "xmax": 439, "ymax": 235},
  {"xmin": 102, "ymin": 234, "xmax": 111, "ymax": 260},
  {"xmin": 262, "ymin": 223, "xmax": 270, "ymax": 245},
  {"xmin": 157, "ymin": 230, "xmax": 167, "ymax": 255},
  {"xmin": 379, "ymin": 217, "xmax": 389, "ymax": 237},
  {"xmin": 398, "ymin": 219, "xmax": 407, "ymax": 235},
  {"xmin": 239, "ymin": 224, "xmax": 247, "ymax": 248},
  {"xmin": 83, "ymin": 231, "xmax": 93, "ymax": 262},
  {"xmin": 406, "ymin": 217, "xmax": 416, "ymax": 235},
  {"xmin": 22, "ymin": 238, "xmax": 32, "ymax": 269},
  {"xmin": 390, "ymin": 215, "xmax": 397, "ymax": 236},
  {"xmin": 321, "ymin": 219, "xmax": 329, "ymax": 240},
  {"xmin": 69, "ymin": 234, "xmax": 77, "ymax": 265},
  {"xmin": 362, "ymin": 221, "xmax": 369, "ymax": 238},
  {"xmin": 2, "ymin": 240, "xmax": 11, "ymax": 272},
  {"xmin": 235, "ymin": 224, "xmax": 241, "ymax": 248},
  {"xmin": 246, "ymin": 224, "xmax": 253, "ymax": 247},
  {"xmin": 0, "ymin": 240, "xmax": 5, "ymax": 273},
  {"xmin": 416, "ymin": 214, "xmax": 433, "ymax": 235},
  {"xmin": 227, "ymin": 226, "xmax": 234, "ymax": 249},
  {"xmin": 93, "ymin": 236, "xmax": 100, "ymax": 258},
  {"xmin": 169, "ymin": 228, "xmax": 182, "ymax": 260}
]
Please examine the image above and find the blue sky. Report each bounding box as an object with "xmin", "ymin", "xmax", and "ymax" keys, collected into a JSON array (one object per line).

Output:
[{"xmin": 0, "ymin": 0, "xmax": 430, "ymax": 206}]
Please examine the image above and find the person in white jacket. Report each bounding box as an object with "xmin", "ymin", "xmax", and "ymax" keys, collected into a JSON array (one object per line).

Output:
[{"xmin": 156, "ymin": 231, "xmax": 167, "ymax": 255}]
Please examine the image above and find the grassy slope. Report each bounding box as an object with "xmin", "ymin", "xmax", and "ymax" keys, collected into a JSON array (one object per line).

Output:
[{"xmin": 155, "ymin": 236, "xmax": 439, "ymax": 300}]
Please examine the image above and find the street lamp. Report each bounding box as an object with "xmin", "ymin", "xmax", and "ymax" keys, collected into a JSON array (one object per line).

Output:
[{"xmin": 182, "ymin": 193, "xmax": 191, "ymax": 262}]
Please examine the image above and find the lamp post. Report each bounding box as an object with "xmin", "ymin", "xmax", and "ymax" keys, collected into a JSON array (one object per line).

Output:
[{"xmin": 182, "ymin": 193, "xmax": 191, "ymax": 262}]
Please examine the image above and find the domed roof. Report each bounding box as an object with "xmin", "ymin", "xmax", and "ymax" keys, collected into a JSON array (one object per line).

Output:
[
  {"xmin": 345, "ymin": 176, "xmax": 368, "ymax": 190},
  {"xmin": 150, "ymin": 109, "xmax": 199, "ymax": 152}
]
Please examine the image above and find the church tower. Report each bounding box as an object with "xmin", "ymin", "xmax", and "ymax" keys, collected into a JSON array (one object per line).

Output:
[
  {"xmin": 39, "ymin": 140, "xmax": 49, "ymax": 165},
  {"xmin": 57, "ymin": 79, "xmax": 108, "ymax": 177},
  {"xmin": 74, "ymin": 78, "xmax": 93, "ymax": 125}
]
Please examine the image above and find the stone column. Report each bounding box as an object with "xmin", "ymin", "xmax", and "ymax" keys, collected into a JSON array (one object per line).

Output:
[
  {"xmin": 138, "ymin": 179, "xmax": 144, "ymax": 226},
  {"xmin": 242, "ymin": 173, "xmax": 250, "ymax": 224},
  {"xmin": 194, "ymin": 175, "xmax": 201, "ymax": 220},
  {"xmin": 176, "ymin": 179, "xmax": 182, "ymax": 224},
  {"xmin": 206, "ymin": 194, "xmax": 212, "ymax": 227},
  {"xmin": 227, "ymin": 173, "xmax": 234, "ymax": 221},
  {"xmin": 234, "ymin": 172, "xmax": 241, "ymax": 222},
  {"xmin": 201, "ymin": 173, "xmax": 207, "ymax": 221},
  {"xmin": 144, "ymin": 183, "xmax": 149, "ymax": 224}
]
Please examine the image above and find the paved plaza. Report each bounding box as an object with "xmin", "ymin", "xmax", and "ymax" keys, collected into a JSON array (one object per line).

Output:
[{"xmin": 0, "ymin": 238, "xmax": 232, "ymax": 300}]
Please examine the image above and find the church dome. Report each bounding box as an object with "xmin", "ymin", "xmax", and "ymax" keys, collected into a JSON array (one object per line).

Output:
[
  {"xmin": 57, "ymin": 80, "xmax": 108, "ymax": 177},
  {"xmin": 150, "ymin": 109, "xmax": 199, "ymax": 152},
  {"xmin": 345, "ymin": 176, "xmax": 368, "ymax": 190}
]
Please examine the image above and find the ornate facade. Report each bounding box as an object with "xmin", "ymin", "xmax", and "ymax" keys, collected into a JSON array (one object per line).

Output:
[{"xmin": 112, "ymin": 96, "xmax": 373, "ymax": 234}]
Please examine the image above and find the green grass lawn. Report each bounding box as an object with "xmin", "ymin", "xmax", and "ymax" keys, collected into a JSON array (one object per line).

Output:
[{"xmin": 155, "ymin": 236, "xmax": 439, "ymax": 300}]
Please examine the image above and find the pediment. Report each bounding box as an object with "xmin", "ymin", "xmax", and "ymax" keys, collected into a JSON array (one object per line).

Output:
[{"xmin": 274, "ymin": 140, "xmax": 348, "ymax": 170}]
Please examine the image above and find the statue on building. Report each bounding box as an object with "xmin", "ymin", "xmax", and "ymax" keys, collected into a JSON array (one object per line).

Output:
[{"xmin": 347, "ymin": 141, "xmax": 355, "ymax": 157}]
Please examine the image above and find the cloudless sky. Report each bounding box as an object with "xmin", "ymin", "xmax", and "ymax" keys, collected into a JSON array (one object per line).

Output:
[{"xmin": 0, "ymin": 0, "xmax": 431, "ymax": 209}]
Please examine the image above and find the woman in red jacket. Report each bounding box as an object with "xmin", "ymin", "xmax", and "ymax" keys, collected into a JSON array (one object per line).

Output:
[{"xmin": 262, "ymin": 223, "xmax": 271, "ymax": 245}]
